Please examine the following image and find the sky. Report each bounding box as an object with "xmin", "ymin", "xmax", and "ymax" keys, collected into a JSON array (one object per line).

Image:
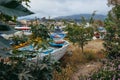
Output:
[{"xmin": 25, "ymin": 0, "xmax": 111, "ymax": 18}]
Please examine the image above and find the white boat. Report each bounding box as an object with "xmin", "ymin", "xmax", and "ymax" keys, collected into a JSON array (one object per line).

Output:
[
  {"xmin": 15, "ymin": 40, "xmax": 69, "ymax": 61},
  {"xmin": 31, "ymin": 41, "xmax": 69, "ymax": 62},
  {"xmin": 1, "ymin": 31, "xmax": 32, "ymax": 39},
  {"xmin": 15, "ymin": 26, "xmax": 31, "ymax": 30}
]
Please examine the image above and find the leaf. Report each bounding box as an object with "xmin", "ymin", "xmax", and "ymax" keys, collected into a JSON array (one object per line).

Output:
[
  {"xmin": 0, "ymin": 0, "xmax": 33, "ymax": 17},
  {"xmin": 40, "ymin": 64, "xmax": 47, "ymax": 70},
  {"xmin": 18, "ymin": 69, "xmax": 33, "ymax": 80}
]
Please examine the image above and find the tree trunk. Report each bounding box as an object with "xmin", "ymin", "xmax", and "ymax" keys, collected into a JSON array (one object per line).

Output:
[{"xmin": 81, "ymin": 46, "xmax": 84, "ymax": 54}]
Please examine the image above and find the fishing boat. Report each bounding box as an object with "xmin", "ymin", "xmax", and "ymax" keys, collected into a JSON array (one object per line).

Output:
[
  {"xmin": 15, "ymin": 26, "xmax": 31, "ymax": 30},
  {"xmin": 32, "ymin": 40, "xmax": 69, "ymax": 61},
  {"xmin": 4, "ymin": 24, "xmax": 69, "ymax": 61},
  {"xmin": 15, "ymin": 40, "xmax": 69, "ymax": 61},
  {"xmin": 14, "ymin": 23, "xmax": 31, "ymax": 30}
]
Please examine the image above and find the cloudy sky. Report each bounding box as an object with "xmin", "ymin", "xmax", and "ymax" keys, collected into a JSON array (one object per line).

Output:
[{"xmin": 27, "ymin": 0, "xmax": 111, "ymax": 18}]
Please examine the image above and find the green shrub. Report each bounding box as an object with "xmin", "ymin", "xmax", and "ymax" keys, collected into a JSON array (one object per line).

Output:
[
  {"xmin": 103, "ymin": 0, "xmax": 120, "ymax": 59},
  {"xmin": 0, "ymin": 55, "xmax": 61, "ymax": 80},
  {"xmin": 89, "ymin": 58, "xmax": 120, "ymax": 80}
]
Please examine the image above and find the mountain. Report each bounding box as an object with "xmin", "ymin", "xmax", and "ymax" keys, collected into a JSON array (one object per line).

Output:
[
  {"xmin": 18, "ymin": 13, "xmax": 107, "ymax": 21},
  {"xmin": 55, "ymin": 14, "xmax": 107, "ymax": 21}
]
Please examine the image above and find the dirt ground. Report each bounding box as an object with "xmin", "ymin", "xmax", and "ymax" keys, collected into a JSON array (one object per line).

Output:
[
  {"xmin": 71, "ymin": 39, "xmax": 104, "ymax": 80},
  {"xmin": 84, "ymin": 39, "xmax": 104, "ymax": 51},
  {"xmin": 72, "ymin": 62, "xmax": 103, "ymax": 80}
]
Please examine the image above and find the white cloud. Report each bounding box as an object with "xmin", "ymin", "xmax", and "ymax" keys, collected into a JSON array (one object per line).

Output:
[{"xmin": 27, "ymin": 0, "xmax": 111, "ymax": 18}]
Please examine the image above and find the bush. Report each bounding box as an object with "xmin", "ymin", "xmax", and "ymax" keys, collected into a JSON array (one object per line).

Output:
[
  {"xmin": 103, "ymin": 1, "xmax": 120, "ymax": 59},
  {"xmin": 0, "ymin": 55, "xmax": 61, "ymax": 80},
  {"xmin": 89, "ymin": 58, "xmax": 120, "ymax": 80}
]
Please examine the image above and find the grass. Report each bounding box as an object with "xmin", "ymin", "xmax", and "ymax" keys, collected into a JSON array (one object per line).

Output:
[{"xmin": 53, "ymin": 40, "xmax": 105, "ymax": 80}]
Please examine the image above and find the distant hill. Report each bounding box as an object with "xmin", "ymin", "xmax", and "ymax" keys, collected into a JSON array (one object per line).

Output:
[
  {"xmin": 18, "ymin": 13, "xmax": 107, "ymax": 21},
  {"xmin": 55, "ymin": 14, "xmax": 107, "ymax": 21}
]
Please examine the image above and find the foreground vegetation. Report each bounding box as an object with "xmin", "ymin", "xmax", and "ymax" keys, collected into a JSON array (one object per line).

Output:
[
  {"xmin": 89, "ymin": 58, "xmax": 120, "ymax": 80},
  {"xmin": 0, "ymin": 56, "xmax": 61, "ymax": 80}
]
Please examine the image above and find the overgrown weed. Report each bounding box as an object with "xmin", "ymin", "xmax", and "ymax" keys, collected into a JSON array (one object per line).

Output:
[{"xmin": 53, "ymin": 44, "xmax": 104, "ymax": 80}]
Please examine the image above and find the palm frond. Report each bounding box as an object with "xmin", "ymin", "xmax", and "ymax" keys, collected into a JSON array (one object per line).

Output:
[{"xmin": 0, "ymin": 0, "xmax": 33, "ymax": 17}]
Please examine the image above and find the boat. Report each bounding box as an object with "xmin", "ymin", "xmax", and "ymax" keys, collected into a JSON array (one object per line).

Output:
[
  {"xmin": 14, "ymin": 25, "xmax": 32, "ymax": 36},
  {"xmin": 32, "ymin": 40, "xmax": 69, "ymax": 61},
  {"xmin": 15, "ymin": 24, "xmax": 31, "ymax": 30},
  {"xmin": 50, "ymin": 26, "xmax": 67, "ymax": 41},
  {"xmin": 50, "ymin": 33, "xmax": 66, "ymax": 40},
  {"xmin": 15, "ymin": 26, "xmax": 31, "ymax": 30},
  {"xmin": 9, "ymin": 25, "xmax": 69, "ymax": 61},
  {"xmin": 15, "ymin": 40, "xmax": 69, "ymax": 61}
]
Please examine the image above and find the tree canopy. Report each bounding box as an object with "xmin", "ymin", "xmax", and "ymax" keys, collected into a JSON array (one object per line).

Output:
[{"xmin": 103, "ymin": 0, "xmax": 120, "ymax": 59}]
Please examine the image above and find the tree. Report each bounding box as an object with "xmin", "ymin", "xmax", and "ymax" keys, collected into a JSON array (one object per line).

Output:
[
  {"xmin": 30, "ymin": 24, "xmax": 51, "ymax": 50},
  {"xmin": 66, "ymin": 23, "xmax": 94, "ymax": 54},
  {"xmin": 66, "ymin": 13, "xmax": 95, "ymax": 54},
  {"xmin": 0, "ymin": 0, "xmax": 33, "ymax": 22},
  {"xmin": 103, "ymin": 0, "xmax": 120, "ymax": 59},
  {"xmin": 108, "ymin": 0, "xmax": 120, "ymax": 6}
]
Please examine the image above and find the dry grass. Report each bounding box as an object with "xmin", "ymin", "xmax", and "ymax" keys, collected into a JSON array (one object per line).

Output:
[
  {"xmin": 84, "ymin": 39, "xmax": 104, "ymax": 51},
  {"xmin": 53, "ymin": 64, "xmax": 73, "ymax": 80},
  {"xmin": 53, "ymin": 39, "xmax": 105, "ymax": 80}
]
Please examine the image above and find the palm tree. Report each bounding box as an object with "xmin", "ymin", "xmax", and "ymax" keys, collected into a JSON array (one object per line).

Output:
[{"xmin": 0, "ymin": 0, "xmax": 33, "ymax": 22}]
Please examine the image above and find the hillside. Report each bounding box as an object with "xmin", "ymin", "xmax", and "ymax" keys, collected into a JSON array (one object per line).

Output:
[
  {"xmin": 55, "ymin": 14, "xmax": 106, "ymax": 21},
  {"xmin": 18, "ymin": 14, "xmax": 106, "ymax": 21}
]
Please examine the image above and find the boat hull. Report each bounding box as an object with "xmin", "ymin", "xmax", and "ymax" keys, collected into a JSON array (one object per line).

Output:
[{"xmin": 31, "ymin": 41, "xmax": 69, "ymax": 62}]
